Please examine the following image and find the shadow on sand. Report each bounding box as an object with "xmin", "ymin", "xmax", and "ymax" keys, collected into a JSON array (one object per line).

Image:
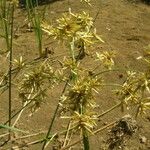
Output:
[{"xmin": 19, "ymin": 0, "xmax": 63, "ymax": 8}]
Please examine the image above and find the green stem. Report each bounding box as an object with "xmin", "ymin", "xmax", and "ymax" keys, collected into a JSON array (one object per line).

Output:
[
  {"xmin": 41, "ymin": 104, "xmax": 59, "ymax": 150},
  {"xmin": 4, "ymin": 101, "xmax": 32, "ymax": 125},
  {"xmin": 26, "ymin": 0, "xmax": 42, "ymax": 57},
  {"xmin": 41, "ymin": 79, "xmax": 69, "ymax": 150},
  {"xmin": 8, "ymin": 3, "xmax": 14, "ymax": 139},
  {"xmin": 2, "ymin": 0, "xmax": 10, "ymax": 50},
  {"xmin": 83, "ymin": 129, "xmax": 90, "ymax": 150}
]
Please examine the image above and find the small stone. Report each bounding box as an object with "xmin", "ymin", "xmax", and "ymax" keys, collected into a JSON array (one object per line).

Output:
[
  {"xmin": 139, "ymin": 136, "xmax": 147, "ymax": 144},
  {"xmin": 103, "ymin": 122, "xmax": 108, "ymax": 125}
]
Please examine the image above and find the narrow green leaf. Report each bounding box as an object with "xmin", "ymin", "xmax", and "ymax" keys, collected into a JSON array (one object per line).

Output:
[{"xmin": 0, "ymin": 124, "xmax": 27, "ymax": 133}]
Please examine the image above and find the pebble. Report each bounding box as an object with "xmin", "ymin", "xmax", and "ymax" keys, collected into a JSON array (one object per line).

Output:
[{"xmin": 139, "ymin": 136, "xmax": 147, "ymax": 144}]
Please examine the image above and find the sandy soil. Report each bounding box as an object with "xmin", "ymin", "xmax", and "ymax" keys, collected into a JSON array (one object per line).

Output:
[{"xmin": 0, "ymin": 0, "xmax": 150, "ymax": 149}]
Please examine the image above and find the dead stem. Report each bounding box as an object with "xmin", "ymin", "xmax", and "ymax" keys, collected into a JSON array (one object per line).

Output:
[
  {"xmin": 62, "ymin": 121, "xmax": 72, "ymax": 147},
  {"xmin": 2, "ymin": 120, "xmax": 116, "ymax": 150},
  {"xmin": 97, "ymin": 102, "xmax": 121, "ymax": 118},
  {"xmin": 60, "ymin": 121, "xmax": 116, "ymax": 150},
  {"xmin": 0, "ymin": 133, "xmax": 9, "ymax": 138},
  {"xmin": 12, "ymin": 88, "xmax": 34, "ymax": 127}
]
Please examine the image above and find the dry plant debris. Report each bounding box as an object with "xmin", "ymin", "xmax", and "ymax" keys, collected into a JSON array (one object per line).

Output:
[{"xmin": 107, "ymin": 115, "xmax": 138, "ymax": 149}]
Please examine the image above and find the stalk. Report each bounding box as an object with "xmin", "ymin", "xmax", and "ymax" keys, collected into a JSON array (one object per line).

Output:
[
  {"xmin": 8, "ymin": 3, "xmax": 14, "ymax": 139},
  {"xmin": 98, "ymin": 102, "xmax": 121, "ymax": 118},
  {"xmin": 1, "ymin": 0, "xmax": 15, "ymax": 139},
  {"xmin": 1, "ymin": 0, "xmax": 10, "ymax": 50},
  {"xmin": 62, "ymin": 121, "xmax": 71, "ymax": 147},
  {"xmin": 41, "ymin": 103, "xmax": 59, "ymax": 150},
  {"xmin": 41, "ymin": 79, "xmax": 69, "ymax": 150},
  {"xmin": 26, "ymin": 0, "xmax": 43, "ymax": 57},
  {"xmin": 82, "ymin": 129, "xmax": 90, "ymax": 150},
  {"xmin": 4, "ymin": 101, "xmax": 32, "ymax": 125}
]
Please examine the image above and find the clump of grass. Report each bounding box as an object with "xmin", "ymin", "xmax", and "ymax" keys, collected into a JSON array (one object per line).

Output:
[{"xmin": 25, "ymin": 0, "xmax": 43, "ymax": 57}]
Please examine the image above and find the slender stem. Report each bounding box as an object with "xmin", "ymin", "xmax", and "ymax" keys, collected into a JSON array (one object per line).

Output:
[
  {"xmin": 4, "ymin": 101, "xmax": 32, "ymax": 125},
  {"xmin": 97, "ymin": 102, "xmax": 121, "ymax": 118},
  {"xmin": 94, "ymin": 68, "xmax": 124, "ymax": 77},
  {"xmin": 2, "ymin": 0, "xmax": 10, "ymax": 51},
  {"xmin": 82, "ymin": 129, "xmax": 90, "ymax": 150},
  {"xmin": 41, "ymin": 79, "xmax": 69, "ymax": 150},
  {"xmin": 8, "ymin": 4, "xmax": 14, "ymax": 139},
  {"xmin": 0, "ymin": 131, "xmax": 45, "ymax": 140},
  {"xmin": 0, "ymin": 133, "xmax": 9, "ymax": 138},
  {"xmin": 93, "ymin": 7, "xmax": 100, "ymax": 23},
  {"xmin": 26, "ymin": 0, "xmax": 42, "ymax": 57},
  {"xmin": 100, "ymin": 83, "xmax": 122, "ymax": 87},
  {"xmin": 12, "ymin": 87, "xmax": 34, "ymax": 127},
  {"xmin": 62, "ymin": 121, "xmax": 71, "ymax": 147},
  {"xmin": 12, "ymin": 101, "xmax": 27, "ymax": 127},
  {"xmin": 93, "ymin": 121, "xmax": 116, "ymax": 134},
  {"xmin": 67, "ymin": 128, "xmax": 74, "ymax": 148},
  {"xmin": 41, "ymin": 104, "xmax": 59, "ymax": 150},
  {"xmin": 70, "ymin": 38, "xmax": 75, "ymax": 61}
]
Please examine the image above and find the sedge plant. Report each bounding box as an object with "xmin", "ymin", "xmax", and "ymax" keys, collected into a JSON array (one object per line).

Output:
[
  {"xmin": 40, "ymin": 8, "xmax": 121, "ymax": 150},
  {"xmin": 40, "ymin": 6, "xmax": 150, "ymax": 150},
  {"xmin": 0, "ymin": 0, "xmax": 150, "ymax": 150}
]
